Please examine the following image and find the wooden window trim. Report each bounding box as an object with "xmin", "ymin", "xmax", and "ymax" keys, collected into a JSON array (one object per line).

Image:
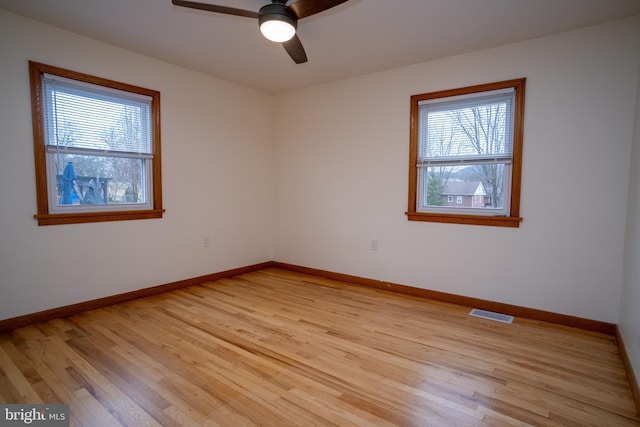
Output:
[
  {"xmin": 29, "ymin": 61, "xmax": 164, "ymax": 226},
  {"xmin": 406, "ymin": 78, "xmax": 525, "ymax": 228}
]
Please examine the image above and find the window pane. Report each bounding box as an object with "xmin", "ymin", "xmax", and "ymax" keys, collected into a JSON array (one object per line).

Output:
[
  {"xmin": 422, "ymin": 165, "xmax": 505, "ymax": 209},
  {"xmin": 52, "ymin": 153, "xmax": 146, "ymax": 206}
]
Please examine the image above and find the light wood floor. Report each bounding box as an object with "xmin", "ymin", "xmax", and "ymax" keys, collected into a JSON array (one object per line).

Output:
[{"xmin": 0, "ymin": 268, "xmax": 638, "ymax": 426}]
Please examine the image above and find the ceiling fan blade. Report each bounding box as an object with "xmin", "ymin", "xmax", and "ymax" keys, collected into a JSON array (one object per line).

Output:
[
  {"xmin": 172, "ymin": 0, "xmax": 259, "ymax": 19},
  {"xmin": 282, "ymin": 34, "xmax": 308, "ymax": 64},
  {"xmin": 287, "ymin": 0, "xmax": 349, "ymax": 19}
]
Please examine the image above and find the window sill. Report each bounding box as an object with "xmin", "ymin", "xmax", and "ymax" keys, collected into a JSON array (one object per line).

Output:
[
  {"xmin": 406, "ymin": 212, "xmax": 522, "ymax": 228},
  {"xmin": 34, "ymin": 209, "xmax": 165, "ymax": 226}
]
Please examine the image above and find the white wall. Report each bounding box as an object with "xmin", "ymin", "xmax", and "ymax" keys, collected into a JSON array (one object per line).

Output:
[
  {"xmin": 274, "ymin": 16, "xmax": 640, "ymax": 323},
  {"xmin": 0, "ymin": 10, "xmax": 275, "ymax": 320},
  {"xmin": 620, "ymin": 51, "xmax": 640, "ymax": 385}
]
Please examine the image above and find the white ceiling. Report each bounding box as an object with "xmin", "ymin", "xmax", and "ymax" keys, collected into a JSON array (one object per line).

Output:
[{"xmin": 1, "ymin": 0, "xmax": 640, "ymax": 94}]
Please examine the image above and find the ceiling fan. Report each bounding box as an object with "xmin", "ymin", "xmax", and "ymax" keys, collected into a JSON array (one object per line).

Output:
[{"xmin": 172, "ymin": 0, "xmax": 350, "ymax": 64}]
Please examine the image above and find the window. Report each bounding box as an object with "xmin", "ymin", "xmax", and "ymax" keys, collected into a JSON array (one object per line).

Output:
[
  {"xmin": 407, "ymin": 78, "xmax": 525, "ymax": 227},
  {"xmin": 29, "ymin": 61, "xmax": 163, "ymax": 225}
]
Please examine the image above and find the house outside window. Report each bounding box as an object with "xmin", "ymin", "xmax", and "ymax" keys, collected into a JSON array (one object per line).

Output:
[
  {"xmin": 407, "ymin": 78, "xmax": 525, "ymax": 227},
  {"xmin": 443, "ymin": 181, "xmax": 489, "ymax": 208},
  {"xmin": 29, "ymin": 61, "xmax": 163, "ymax": 225}
]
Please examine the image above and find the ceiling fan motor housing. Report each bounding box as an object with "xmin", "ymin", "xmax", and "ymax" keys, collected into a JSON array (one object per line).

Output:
[{"xmin": 259, "ymin": 3, "xmax": 298, "ymax": 30}]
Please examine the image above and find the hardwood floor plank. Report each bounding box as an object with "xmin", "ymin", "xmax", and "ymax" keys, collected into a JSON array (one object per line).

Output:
[
  {"xmin": 0, "ymin": 268, "xmax": 638, "ymax": 426},
  {"xmin": 0, "ymin": 364, "xmax": 22, "ymax": 404},
  {"xmin": 73, "ymin": 387, "xmax": 130, "ymax": 427},
  {"xmin": 0, "ymin": 341, "xmax": 43, "ymax": 403}
]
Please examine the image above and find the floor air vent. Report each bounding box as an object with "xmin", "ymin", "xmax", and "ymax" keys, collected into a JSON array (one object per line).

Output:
[{"xmin": 469, "ymin": 309, "xmax": 514, "ymax": 324}]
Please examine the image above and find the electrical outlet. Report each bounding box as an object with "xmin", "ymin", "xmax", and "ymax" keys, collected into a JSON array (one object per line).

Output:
[{"xmin": 370, "ymin": 239, "xmax": 378, "ymax": 251}]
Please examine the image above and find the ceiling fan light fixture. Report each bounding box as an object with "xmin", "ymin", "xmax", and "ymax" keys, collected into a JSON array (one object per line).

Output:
[
  {"xmin": 260, "ymin": 20, "xmax": 295, "ymax": 42},
  {"xmin": 259, "ymin": 3, "xmax": 297, "ymax": 43}
]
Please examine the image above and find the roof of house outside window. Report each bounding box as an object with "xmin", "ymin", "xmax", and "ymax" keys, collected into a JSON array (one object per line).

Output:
[{"xmin": 442, "ymin": 181, "xmax": 486, "ymax": 196}]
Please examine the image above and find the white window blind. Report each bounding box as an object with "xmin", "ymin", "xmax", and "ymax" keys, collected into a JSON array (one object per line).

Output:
[
  {"xmin": 417, "ymin": 88, "xmax": 515, "ymax": 166},
  {"xmin": 43, "ymin": 74, "xmax": 153, "ymax": 156}
]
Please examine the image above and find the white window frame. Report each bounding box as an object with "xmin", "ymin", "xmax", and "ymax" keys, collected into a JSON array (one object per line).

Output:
[{"xmin": 416, "ymin": 88, "xmax": 515, "ymax": 217}]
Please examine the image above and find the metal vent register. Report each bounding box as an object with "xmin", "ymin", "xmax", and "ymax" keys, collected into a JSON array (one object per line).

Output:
[{"xmin": 469, "ymin": 309, "xmax": 514, "ymax": 324}]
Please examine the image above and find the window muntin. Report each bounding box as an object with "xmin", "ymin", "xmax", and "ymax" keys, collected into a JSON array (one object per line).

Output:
[
  {"xmin": 407, "ymin": 79, "xmax": 525, "ymax": 227},
  {"xmin": 30, "ymin": 61, "xmax": 163, "ymax": 225}
]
